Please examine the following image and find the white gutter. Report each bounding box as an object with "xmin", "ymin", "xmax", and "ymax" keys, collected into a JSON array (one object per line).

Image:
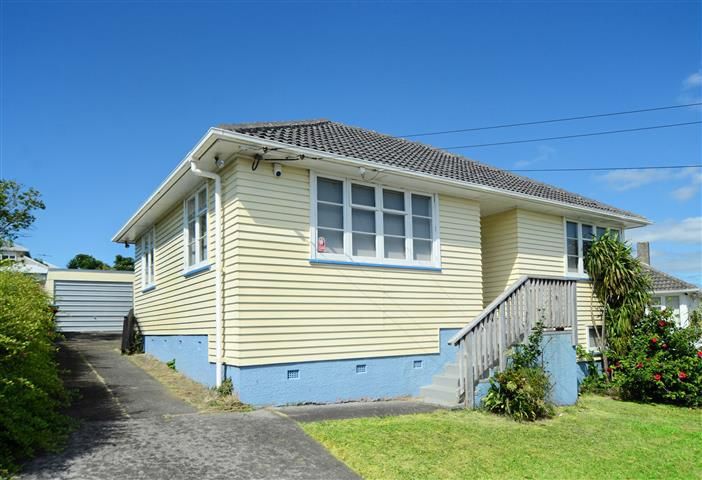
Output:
[
  {"xmin": 654, "ymin": 289, "xmax": 701, "ymax": 295},
  {"xmin": 113, "ymin": 126, "xmax": 651, "ymax": 243},
  {"xmin": 189, "ymin": 157, "xmax": 224, "ymax": 388}
]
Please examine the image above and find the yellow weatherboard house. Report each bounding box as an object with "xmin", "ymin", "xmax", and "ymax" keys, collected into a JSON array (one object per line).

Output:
[{"xmin": 113, "ymin": 120, "xmax": 649, "ymax": 407}]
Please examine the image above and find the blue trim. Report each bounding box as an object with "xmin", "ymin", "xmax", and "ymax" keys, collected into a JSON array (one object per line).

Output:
[
  {"xmin": 309, "ymin": 259, "xmax": 441, "ymax": 272},
  {"xmin": 141, "ymin": 284, "xmax": 156, "ymax": 293},
  {"xmin": 183, "ymin": 263, "xmax": 211, "ymax": 278}
]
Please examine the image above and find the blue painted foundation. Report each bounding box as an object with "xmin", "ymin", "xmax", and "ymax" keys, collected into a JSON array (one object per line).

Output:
[
  {"xmin": 145, "ymin": 335, "xmax": 216, "ymax": 386},
  {"xmin": 144, "ymin": 329, "xmax": 579, "ymax": 407},
  {"xmin": 577, "ymin": 358, "xmax": 603, "ymax": 385},
  {"xmin": 540, "ymin": 332, "xmax": 578, "ymax": 406},
  {"xmin": 474, "ymin": 380, "xmax": 491, "ymax": 407},
  {"xmin": 472, "ymin": 332, "xmax": 579, "ymax": 408},
  {"xmin": 144, "ymin": 329, "xmax": 459, "ymax": 406}
]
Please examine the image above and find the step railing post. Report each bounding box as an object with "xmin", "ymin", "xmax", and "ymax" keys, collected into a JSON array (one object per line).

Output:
[
  {"xmin": 458, "ymin": 338, "xmax": 465, "ymax": 403},
  {"xmin": 498, "ymin": 303, "xmax": 506, "ymax": 371},
  {"xmin": 467, "ymin": 331, "xmax": 476, "ymax": 408}
]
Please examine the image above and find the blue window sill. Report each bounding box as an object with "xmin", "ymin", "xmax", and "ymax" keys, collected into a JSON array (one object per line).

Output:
[
  {"xmin": 183, "ymin": 263, "xmax": 211, "ymax": 278},
  {"xmin": 309, "ymin": 259, "xmax": 441, "ymax": 272},
  {"xmin": 142, "ymin": 284, "xmax": 156, "ymax": 293}
]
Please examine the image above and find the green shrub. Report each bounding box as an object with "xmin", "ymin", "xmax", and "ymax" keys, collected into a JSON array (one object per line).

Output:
[
  {"xmin": 215, "ymin": 377, "xmax": 233, "ymax": 397},
  {"xmin": 614, "ymin": 308, "xmax": 702, "ymax": 407},
  {"xmin": 0, "ymin": 270, "xmax": 70, "ymax": 476},
  {"xmin": 483, "ymin": 321, "xmax": 555, "ymax": 421},
  {"xmin": 575, "ymin": 345, "xmax": 610, "ymax": 395}
]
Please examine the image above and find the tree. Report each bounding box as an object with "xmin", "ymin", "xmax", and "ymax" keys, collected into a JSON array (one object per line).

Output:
[
  {"xmin": 0, "ymin": 180, "xmax": 45, "ymax": 246},
  {"xmin": 113, "ymin": 255, "xmax": 134, "ymax": 271},
  {"xmin": 584, "ymin": 232, "xmax": 651, "ymax": 375},
  {"xmin": 67, "ymin": 254, "xmax": 110, "ymax": 270}
]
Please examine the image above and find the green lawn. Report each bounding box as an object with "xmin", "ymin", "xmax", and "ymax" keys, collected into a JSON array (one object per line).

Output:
[{"xmin": 302, "ymin": 395, "xmax": 702, "ymax": 480}]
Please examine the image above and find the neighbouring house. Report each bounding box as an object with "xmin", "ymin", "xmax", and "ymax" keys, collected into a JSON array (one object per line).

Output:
[
  {"xmin": 0, "ymin": 243, "xmax": 55, "ymax": 283},
  {"xmin": 636, "ymin": 242, "xmax": 700, "ymax": 328},
  {"xmin": 112, "ymin": 119, "xmax": 649, "ymax": 407}
]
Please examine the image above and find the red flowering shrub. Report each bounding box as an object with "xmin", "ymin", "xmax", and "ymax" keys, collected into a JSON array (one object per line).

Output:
[{"xmin": 615, "ymin": 309, "xmax": 702, "ymax": 407}]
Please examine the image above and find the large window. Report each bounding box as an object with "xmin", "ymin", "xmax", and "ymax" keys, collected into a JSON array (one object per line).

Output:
[
  {"xmin": 312, "ymin": 174, "xmax": 439, "ymax": 267},
  {"xmin": 141, "ymin": 228, "xmax": 155, "ymax": 289},
  {"xmin": 566, "ymin": 220, "xmax": 620, "ymax": 276},
  {"xmin": 184, "ymin": 186, "xmax": 208, "ymax": 269}
]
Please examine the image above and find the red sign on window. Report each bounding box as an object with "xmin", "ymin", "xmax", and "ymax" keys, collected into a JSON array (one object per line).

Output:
[{"xmin": 317, "ymin": 236, "xmax": 326, "ymax": 253}]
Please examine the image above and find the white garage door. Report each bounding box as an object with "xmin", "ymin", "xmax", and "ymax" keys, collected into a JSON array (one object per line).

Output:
[{"xmin": 54, "ymin": 280, "xmax": 133, "ymax": 332}]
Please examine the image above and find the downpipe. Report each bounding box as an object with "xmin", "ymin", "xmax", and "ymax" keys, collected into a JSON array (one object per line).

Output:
[{"xmin": 189, "ymin": 157, "xmax": 223, "ymax": 387}]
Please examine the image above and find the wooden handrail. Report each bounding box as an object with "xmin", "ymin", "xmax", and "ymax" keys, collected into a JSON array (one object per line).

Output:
[
  {"xmin": 448, "ymin": 275, "xmax": 577, "ymax": 346},
  {"xmin": 451, "ymin": 276, "xmax": 578, "ymax": 407}
]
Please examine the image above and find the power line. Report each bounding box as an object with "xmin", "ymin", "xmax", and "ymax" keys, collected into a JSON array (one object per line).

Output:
[
  {"xmin": 509, "ymin": 164, "xmax": 702, "ymax": 173},
  {"xmin": 440, "ymin": 121, "xmax": 702, "ymax": 149},
  {"xmin": 400, "ymin": 102, "xmax": 702, "ymax": 138}
]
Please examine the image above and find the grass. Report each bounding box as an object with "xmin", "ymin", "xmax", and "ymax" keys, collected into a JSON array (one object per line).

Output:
[
  {"xmin": 128, "ymin": 353, "xmax": 250, "ymax": 413},
  {"xmin": 302, "ymin": 395, "xmax": 702, "ymax": 480}
]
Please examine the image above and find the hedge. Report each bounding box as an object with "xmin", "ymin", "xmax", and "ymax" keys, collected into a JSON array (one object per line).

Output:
[{"xmin": 0, "ymin": 269, "xmax": 70, "ymax": 477}]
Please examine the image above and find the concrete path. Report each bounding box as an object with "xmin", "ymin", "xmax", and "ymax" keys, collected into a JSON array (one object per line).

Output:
[
  {"xmin": 20, "ymin": 334, "xmax": 358, "ymax": 480},
  {"xmin": 277, "ymin": 400, "xmax": 444, "ymax": 423}
]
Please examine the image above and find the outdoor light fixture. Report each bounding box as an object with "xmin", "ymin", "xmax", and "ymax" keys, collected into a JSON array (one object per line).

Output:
[{"xmin": 214, "ymin": 155, "xmax": 225, "ymax": 168}]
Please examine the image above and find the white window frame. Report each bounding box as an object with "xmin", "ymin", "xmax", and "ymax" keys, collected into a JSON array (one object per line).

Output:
[
  {"xmin": 183, "ymin": 185, "xmax": 209, "ymax": 272},
  {"xmin": 140, "ymin": 227, "xmax": 156, "ymax": 290},
  {"xmin": 587, "ymin": 325, "xmax": 605, "ymax": 352},
  {"xmin": 564, "ymin": 219, "xmax": 621, "ymax": 278},
  {"xmin": 309, "ymin": 172, "xmax": 441, "ymax": 268}
]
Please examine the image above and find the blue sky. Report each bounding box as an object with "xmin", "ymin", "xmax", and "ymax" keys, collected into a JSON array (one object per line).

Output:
[{"xmin": 1, "ymin": 1, "xmax": 700, "ymax": 284}]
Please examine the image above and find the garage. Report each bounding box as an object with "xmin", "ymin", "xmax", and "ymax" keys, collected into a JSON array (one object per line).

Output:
[{"xmin": 47, "ymin": 269, "xmax": 134, "ymax": 332}]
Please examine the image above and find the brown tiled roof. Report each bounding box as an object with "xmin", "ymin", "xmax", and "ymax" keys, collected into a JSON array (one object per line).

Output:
[
  {"xmin": 219, "ymin": 119, "xmax": 646, "ymax": 220},
  {"xmin": 644, "ymin": 264, "xmax": 700, "ymax": 292}
]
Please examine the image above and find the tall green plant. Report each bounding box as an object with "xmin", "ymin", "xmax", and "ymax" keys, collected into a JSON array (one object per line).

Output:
[
  {"xmin": 584, "ymin": 232, "xmax": 651, "ymax": 374},
  {"xmin": 0, "ymin": 270, "xmax": 69, "ymax": 475}
]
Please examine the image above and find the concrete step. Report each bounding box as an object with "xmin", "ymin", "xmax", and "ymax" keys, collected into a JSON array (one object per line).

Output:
[
  {"xmin": 420, "ymin": 396, "xmax": 460, "ymax": 408},
  {"xmin": 419, "ymin": 384, "xmax": 459, "ymax": 406},
  {"xmin": 432, "ymin": 373, "xmax": 460, "ymax": 389},
  {"xmin": 442, "ymin": 363, "xmax": 459, "ymax": 376}
]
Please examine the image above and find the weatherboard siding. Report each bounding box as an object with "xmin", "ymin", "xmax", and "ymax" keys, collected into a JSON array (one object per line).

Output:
[
  {"xmin": 481, "ymin": 210, "xmax": 519, "ymax": 306},
  {"xmin": 221, "ymin": 157, "xmax": 483, "ymax": 367},
  {"xmin": 514, "ymin": 210, "xmax": 565, "ymax": 275},
  {"xmin": 481, "ymin": 208, "xmax": 606, "ymax": 348},
  {"xmin": 133, "ymin": 184, "xmax": 216, "ymax": 339}
]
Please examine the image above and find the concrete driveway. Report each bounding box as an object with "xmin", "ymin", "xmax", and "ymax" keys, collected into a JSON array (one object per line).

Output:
[{"xmin": 20, "ymin": 334, "xmax": 358, "ymax": 480}]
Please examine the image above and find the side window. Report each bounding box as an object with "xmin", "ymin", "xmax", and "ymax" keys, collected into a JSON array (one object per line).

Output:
[
  {"xmin": 141, "ymin": 228, "xmax": 155, "ymax": 288},
  {"xmin": 588, "ymin": 325, "xmax": 605, "ymax": 351},
  {"xmin": 566, "ymin": 221, "xmax": 579, "ymax": 273},
  {"xmin": 566, "ymin": 220, "xmax": 621, "ymax": 276},
  {"xmin": 184, "ymin": 186, "xmax": 209, "ymax": 269}
]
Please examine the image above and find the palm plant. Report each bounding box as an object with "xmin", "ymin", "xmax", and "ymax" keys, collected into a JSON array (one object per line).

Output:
[{"xmin": 584, "ymin": 232, "xmax": 651, "ymax": 375}]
